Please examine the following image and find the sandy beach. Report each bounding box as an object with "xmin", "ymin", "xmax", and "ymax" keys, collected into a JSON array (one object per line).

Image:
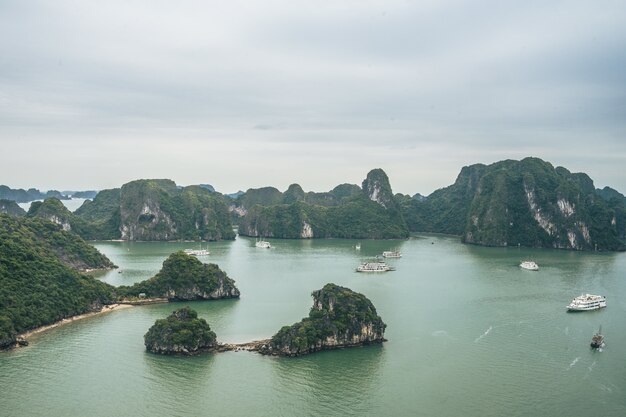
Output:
[{"xmin": 18, "ymin": 304, "xmax": 134, "ymax": 341}]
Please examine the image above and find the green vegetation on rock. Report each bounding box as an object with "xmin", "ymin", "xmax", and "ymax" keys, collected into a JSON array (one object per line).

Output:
[
  {"xmin": 401, "ymin": 157, "xmax": 626, "ymax": 251},
  {"xmin": 237, "ymin": 169, "xmax": 409, "ymax": 239},
  {"xmin": 261, "ymin": 283, "xmax": 386, "ymax": 356},
  {"xmin": 0, "ymin": 199, "xmax": 26, "ymax": 217},
  {"xmin": 118, "ymin": 251, "xmax": 240, "ymax": 301},
  {"xmin": 0, "ymin": 214, "xmax": 116, "ymax": 349},
  {"xmin": 74, "ymin": 179, "xmax": 235, "ymax": 241},
  {"xmin": 144, "ymin": 307, "xmax": 217, "ymax": 355}
]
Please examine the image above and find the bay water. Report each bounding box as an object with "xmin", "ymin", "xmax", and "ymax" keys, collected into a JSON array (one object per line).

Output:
[{"xmin": 1, "ymin": 235, "xmax": 625, "ymax": 416}]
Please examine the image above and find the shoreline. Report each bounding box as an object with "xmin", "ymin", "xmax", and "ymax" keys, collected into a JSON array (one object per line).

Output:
[{"xmin": 17, "ymin": 304, "xmax": 134, "ymax": 341}]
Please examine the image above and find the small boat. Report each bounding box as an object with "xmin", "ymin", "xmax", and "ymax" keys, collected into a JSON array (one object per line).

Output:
[
  {"xmin": 590, "ymin": 326, "xmax": 605, "ymax": 349},
  {"xmin": 356, "ymin": 262, "xmax": 394, "ymax": 272},
  {"xmin": 382, "ymin": 250, "xmax": 401, "ymax": 258},
  {"xmin": 184, "ymin": 248, "xmax": 210, "ymax": 256},
  {"xmin": 567, "ymin": 294, "xmax": 606, "ymax": 311},
  {"xmin": 519, "ymin": 260, "xmax": 539, "ymax": 271},
  {"xmin": 255, "ymin": 238, "xmax": 271, "ymax": 249},
  {"xmin": 355, "ymin": 243, "xmax": 361, "ymax": 250}
]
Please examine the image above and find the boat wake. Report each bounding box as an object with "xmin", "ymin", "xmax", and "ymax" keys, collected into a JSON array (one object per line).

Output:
[
  {"xmin": 566, "ymin": 357, "xmax": 580, "ymax": 370},
  {"xmin": 474, "ymin": 326, "xmax": 492, "ymax": 343}
]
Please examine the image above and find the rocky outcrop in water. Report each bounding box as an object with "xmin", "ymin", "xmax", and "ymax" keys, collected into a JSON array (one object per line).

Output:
[
  {"xmin": 117, "ymin": 251, "xmax": 240, "ymax": 301},
  {"xmin": 259, "ymin": 283, "xmax": 386, "ymax": 356},
  {"xmin": 144, "ymin": 307, "xmax": 217, "ymax": 355}
]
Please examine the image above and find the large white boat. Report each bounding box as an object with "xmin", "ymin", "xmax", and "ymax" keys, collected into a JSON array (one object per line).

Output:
[
  {"xmin": 255, "ymin": 238, "xmax": 271, "ymax": 249},
  {"xmin": 519, "ymin": 260, "xmax": 539, "ymax": 271},
  {"xmin": 184, "ymin": 248, "xmax": 210, "ymax": 256},
  {"xmin": 567, "ymin": 294, "xmax": 606, "ymax": 311},
  {"xmin": 356, "ymin": 262, "xmax": 394, "ymax": 272},
  {"xmin": 382, "ymin": 250, "xmax": 402, "ymax": 258}
]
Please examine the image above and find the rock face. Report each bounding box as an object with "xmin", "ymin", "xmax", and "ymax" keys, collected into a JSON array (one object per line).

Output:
[
  {"xmin": 260, "ymin": 283, "xmax": 386, "ymax": 356},
  {"xmin": 118, "ymin": 251, "xmax": 240, "ymax": 301},
  {"xmin": 144, "ymin": 307, "xmax": 217, "ymax": 355},
  {"xmin": 74, "ymin": 179, "xmax": 235, "ymax": 241},
  {"xmin": 401, "ymin": 158, "xmax": 626, "ymax": 251},
  {"xmin": 362, "ymin": 168, "xmax": 397, "ymax": 210}
]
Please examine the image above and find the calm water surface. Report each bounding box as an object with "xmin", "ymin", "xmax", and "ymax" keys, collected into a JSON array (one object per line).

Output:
[{"xmin": 1, "ymin": 235, "xmax": 625, "ymax": 416}]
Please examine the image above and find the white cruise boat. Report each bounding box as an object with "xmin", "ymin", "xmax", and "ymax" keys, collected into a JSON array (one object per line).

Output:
[
  {"xmin": 382, "ymin": 250, "xmax": 402, "ymax": 258},
  {"xmin": 567, "ymin": 294, "xmax": 606, "ymax": 311},
  {"xmin": 184, "ymin": 248, "xmax": 210, "ymax": 256},
  {"xmin": 255, "ymin": 238, "xmax": 271, "ymax": 249},
  {"xmin": 519, "ymin": 260, "xmax": 539, "ymax": 271},
  {"xmin": 356, "ymin": 262, "xmax": 394, "ymax": 273}
]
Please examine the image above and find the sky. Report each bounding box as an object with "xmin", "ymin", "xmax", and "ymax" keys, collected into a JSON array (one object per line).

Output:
[{"xmin": 1, "ymin": 0, "xmax": 625, "ymax": 196}]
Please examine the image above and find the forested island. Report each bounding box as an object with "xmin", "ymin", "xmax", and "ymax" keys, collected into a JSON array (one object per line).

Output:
[
  {"xmin": 259, "ymin": 283, "xmax": 387, "ymax": 356},
  {"xmin": 399, "ymin": 157, "xmax": 626, "ymax": 251},
  {"xmin": 117, "ymin": 251, "xmax": 240, "ymax": 301},
  {"xmin": 144, "ymin": 307, "xmax": 218, "ymax": 355},
  {"xmin": 0, "ymin": 215, "xmax": 240, "ymax": 350},
  {"xmin": 2, "ymin": 157, "xmax": 625, "ymax": 251}
]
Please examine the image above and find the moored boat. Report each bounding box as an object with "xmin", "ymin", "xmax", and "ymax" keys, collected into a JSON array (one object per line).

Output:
[
  {"xmin": 356, "ymin": 262, "xmax": 394, "ymax": 272},
  {"xmin": 519, "ymin": 260, "xmax": 539, "ymax": 271},
  {"xmin": 255, "ymin": 238, "xmax": 271, "ymax": 249},
  {"xmin": 382, "ymin": 250, "xmax": 401, "ymax": 258},
  {"xmin": 567, "ymin": 294, "xmax": 606, "ymax": 311},
  {"xmin": 184, "ymin": 248, "xmax": 210, "ymax": 256}
]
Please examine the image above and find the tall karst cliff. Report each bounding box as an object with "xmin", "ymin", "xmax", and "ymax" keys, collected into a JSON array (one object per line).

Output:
[
  {"xmin": 400, "ymin": 158, "xmax": 626, "ymax": 251},
  {"xmin": 73, "ymin": 179, "xmax": 235, "ymax": 241}
]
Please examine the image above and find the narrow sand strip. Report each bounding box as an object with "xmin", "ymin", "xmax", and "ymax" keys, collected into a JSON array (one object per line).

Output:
[{"xmin": 18, "ymin": 304, "xmax": 134, "ymax": 340}]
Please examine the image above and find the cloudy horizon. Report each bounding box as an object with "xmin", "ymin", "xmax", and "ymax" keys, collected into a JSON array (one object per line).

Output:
[{"xmin": 1, "ymin": 0, "xmax": 625, "ymax": 195}]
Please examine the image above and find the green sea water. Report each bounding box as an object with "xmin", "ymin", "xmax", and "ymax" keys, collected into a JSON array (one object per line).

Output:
[{"xmin": 1, "ymin": 235, "xmax": 625, "ymax": 417}]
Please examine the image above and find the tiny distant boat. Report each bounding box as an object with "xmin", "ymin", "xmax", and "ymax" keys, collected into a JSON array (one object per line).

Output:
[
  {"xmin": 355, "ymin": 243, "xmax": 361, "ymax": 250},
  {"xmin": 590, "ymin": 326, "xmax": 605, "ymax": 349},
  {"xmin": 356, "ymin": 262, "xmax": 394, "ymax": 273},
  {"xmin": 519, "ymin": 260, "xmax": 539, "ymax": 271},
  {"xmin": 255, "ymin": 238, "xmax": 271, "ymax": 249},
  {"xmin": 382, "ymin": 250, "xmax": 402, "ymax": 258},
  {"xmin": 184, "ymin": 248, "xmax": 210, "ymax": 256},
  {"xmin": 567, "ymin": 294, "xmax": 606, "ymax": 311}
]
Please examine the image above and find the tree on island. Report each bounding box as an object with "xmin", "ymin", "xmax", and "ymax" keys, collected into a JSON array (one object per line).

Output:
[{"xmin": 144, "ymin": 307, "xmax": 217, "ymax": 355}]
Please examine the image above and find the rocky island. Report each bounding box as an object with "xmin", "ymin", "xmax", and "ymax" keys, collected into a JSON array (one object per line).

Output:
[
  {"xmin": 117, "ymin": 251, "xmax": 240, "ymax": 301},
  {"xmin": 144, "ymin": 307, "xmax": 217, "ymax": 355},
  {"xmin": 236, "ymin": 169, "xmax": 409, "ymax": 239},
  {"xmin": 0, "ymin": 214, "xmax": 116, "ymax": 349},
  {"xmin": 258, "ymin": 283, "xmax": 387, "ymax": 356}
]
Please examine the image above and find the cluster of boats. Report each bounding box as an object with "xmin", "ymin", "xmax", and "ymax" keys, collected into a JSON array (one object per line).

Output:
[
  {"xmin": 356, "ymin": 249, "xmax": 401, "ymax": 272},
  {"xmin": 183, "ymin": 247, "xmax": 210, "ymax": 256}
]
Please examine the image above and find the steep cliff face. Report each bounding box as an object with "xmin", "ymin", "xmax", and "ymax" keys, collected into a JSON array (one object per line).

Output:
[
  {"xmin": 402, "ymin": 157, "xmax": 626, "ymax": 251},
  {"xmin": 260, "ymin": 283, "xmax": 386, "ymax": 356},
  {"xmin": 117, "ymin": 251, "xmax": 240, "ymax": 301},
  {"xmin": 75, "ymin": 179, "xmax": 235, "ymax": 241},
  {"xmin": 362, "ymin": 168, "xmax": 397, "ymax": 210},
  {"xmin": 144, "ymin": 307, "xmax": 217, "ymax": 355}
]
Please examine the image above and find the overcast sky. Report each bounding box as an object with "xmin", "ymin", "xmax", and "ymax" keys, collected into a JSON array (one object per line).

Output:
[{"xmin": 1, "ymin": 0, "xmax": 625, "ymax": 195}]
